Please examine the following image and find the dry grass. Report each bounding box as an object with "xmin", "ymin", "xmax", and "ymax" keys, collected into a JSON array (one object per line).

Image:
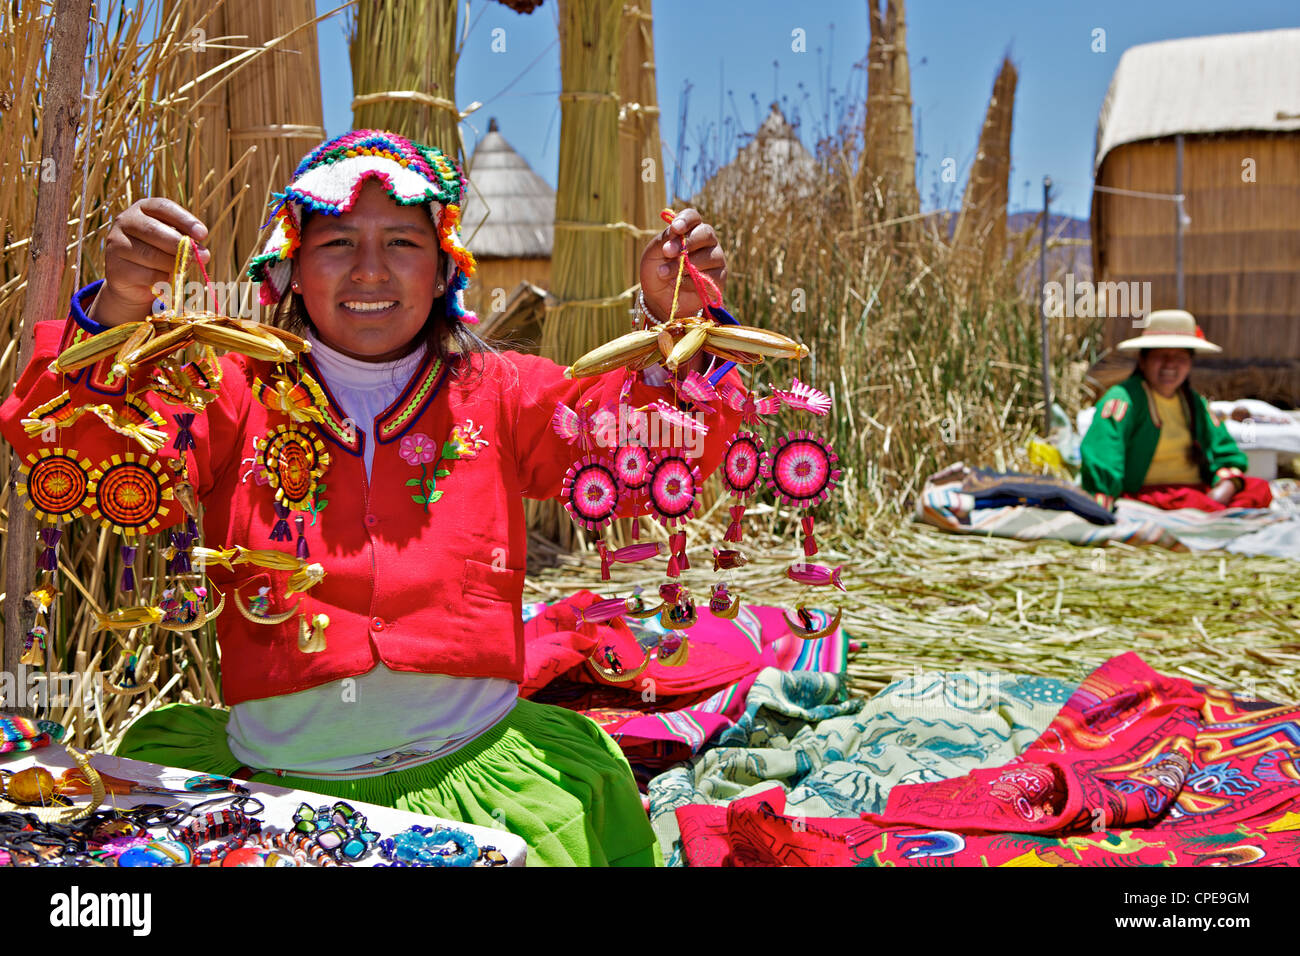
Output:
[{"xmin": 526, "ymin": 516, "xmax": 1300, "ymax": 706}]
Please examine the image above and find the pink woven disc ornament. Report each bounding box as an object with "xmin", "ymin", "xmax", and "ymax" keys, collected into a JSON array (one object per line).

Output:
[
  {"xmin": 763, "ymin": 430, "xmax": 841, "ymax": 509},
  {"xmin": 561, "ymin": 457, "xmax": 622, "ymax": 532},
  {"xmin": 721, "ymin": 432, "xmax": 767, "ymax": 499},
  {"xmin": 613, "ymin": 442, "xmax": 651, "ymax": 491},
  {"xmin": 647, "ymin": 452, "xmax": 701, "ymax": 527}
]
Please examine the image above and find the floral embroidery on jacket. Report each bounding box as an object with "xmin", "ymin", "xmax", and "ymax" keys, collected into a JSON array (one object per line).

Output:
[{"xmin": 403, "ymin": 420, "xmax": 489, "ymax": 512}]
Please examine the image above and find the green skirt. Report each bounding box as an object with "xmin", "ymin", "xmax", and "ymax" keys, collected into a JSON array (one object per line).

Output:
[{"xmin": 115, "ymin": 698, "xmax": 661, "ymax": 867}]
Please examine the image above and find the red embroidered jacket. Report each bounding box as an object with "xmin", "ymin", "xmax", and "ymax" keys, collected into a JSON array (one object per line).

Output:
[{"xmin": 0, "ymin": 285, "xmax": 745, "ymax": 704}]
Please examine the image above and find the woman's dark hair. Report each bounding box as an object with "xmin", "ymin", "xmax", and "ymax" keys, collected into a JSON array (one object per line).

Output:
[{"xmin": 270, "ymin": 206, "xmax": 494, "ymax": 380}]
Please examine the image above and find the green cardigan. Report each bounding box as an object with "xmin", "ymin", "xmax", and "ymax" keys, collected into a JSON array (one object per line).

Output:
[{"xmin": 1080, "ymin": 374, "xmax": 1247, "ymax": 508}]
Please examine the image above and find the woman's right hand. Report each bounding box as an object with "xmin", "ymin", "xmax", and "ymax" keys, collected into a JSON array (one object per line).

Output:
[{"xmin": 88, "ymin": 198, "xmax": 210, "ymax": 327}]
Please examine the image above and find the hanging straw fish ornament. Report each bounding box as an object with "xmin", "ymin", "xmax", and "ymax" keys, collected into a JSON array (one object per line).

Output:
[
  {"xmin": 285, "ymin": 563, "xmax": 327, "ymax": 596},
  {"xmin": 784, "ymin": 605, "xmax": 844, "ymax": 640},
  {"xmin": 773, "ymin": 378, "xmax": 832, "ymax": 416},
  {"xmin": 575, "ymin": 598, "xmax": 636, "ymax": 627},
  {"xmin": 712, "ymin": 548, "xmax": 747, "ymax": 571},
  {"xmin": 192, "ymin": 545, "xmax": 240, "ymax": 571},
  {"xmin": 785, "ymin": 562, "xmax": 847, "ymax": 592},
  {"xmin": 596, "ymin": 541, "xmax": 662, "ymax": 581},
  {"xmin": 94, "ymin": 605, "xmax": 166, "ymax": 632}
]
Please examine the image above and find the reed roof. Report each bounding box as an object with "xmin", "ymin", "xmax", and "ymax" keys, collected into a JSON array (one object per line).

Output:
[
  {"xmin": 1095, "ymin": 28, "xmax": 1300, "ymax": 172},
  {"xmin": 697, "ymin": 103, "xmax": 816, "ymax": 203},
  {"xmin": 462, "ymin": 118, "xmax": 555, "ymax": 260}
]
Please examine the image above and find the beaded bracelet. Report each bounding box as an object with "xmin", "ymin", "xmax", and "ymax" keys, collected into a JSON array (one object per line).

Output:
[
  {"xmin": 254, "ymin": 830, "xmax": 342, "ymax": 867},
  {"xmin": 376, "ymin": 824, "xmax": 479, "ymax": 867},
  {"xmin": 172, "ymin": 808, "xmax": 260, "ymax": 866}
]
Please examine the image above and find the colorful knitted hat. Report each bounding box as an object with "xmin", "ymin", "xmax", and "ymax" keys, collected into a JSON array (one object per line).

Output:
[{"xmin": 247, "ymin": 129, "xmax": 478, "ymax": 323}]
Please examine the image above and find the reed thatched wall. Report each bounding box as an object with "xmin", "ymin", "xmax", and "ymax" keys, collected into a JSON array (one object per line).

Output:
[{"xmin": 1092, "ymin": 132, "xmax": 1300, "ymax": 404}]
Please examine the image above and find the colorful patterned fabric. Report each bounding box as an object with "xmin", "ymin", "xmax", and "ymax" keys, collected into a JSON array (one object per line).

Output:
[
  {"xmin": 675, "ymin": 653, "xmax": 1300, "ymax": 866},
  {"xmin": 917, "ymin": 477, "xmax": 1187, "ymax": 550},
  {"xmin": 650, "ymin": 666, "xmax": 1073, "ymax": 865},
  {"xmin": 918, "ymin": 473, "xmax": 1299, "ymax": 555},
  {"xmin": 960, "ymin": 467, "xmax": 1115, "ymax": 524},
  {"xmin": 521, "ymin": 593, "xmax": 848, "ymax": 784},
  {"xmin": 0, "ymin": 716, "xmax": 65, "ymax": 753}
]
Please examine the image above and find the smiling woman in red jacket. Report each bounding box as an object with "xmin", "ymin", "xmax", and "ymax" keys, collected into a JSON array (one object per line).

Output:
[{"xmin": 0, "ymin": 130, "xmax": 746, "ymax": 866}]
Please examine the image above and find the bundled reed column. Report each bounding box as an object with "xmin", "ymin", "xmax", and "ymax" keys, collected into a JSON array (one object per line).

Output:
[
  {"xmin": 223, "ymin": 0, "xmax": 325, "ymax": 268},
  {"xmin": 951, "ymin": 57, "xmax": 1017, "ymax": 283},
  {"xmin": 350, "ymin": 0, "xmax": 463, "ymax": 158}
]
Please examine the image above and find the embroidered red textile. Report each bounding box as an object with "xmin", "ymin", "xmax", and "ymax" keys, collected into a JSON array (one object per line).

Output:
[{"xmin": 676, "ymin": 653, "xmax": 1300, "ymax": 866}]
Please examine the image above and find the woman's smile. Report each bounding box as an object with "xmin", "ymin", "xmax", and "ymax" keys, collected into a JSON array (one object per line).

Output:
[{"xmin": 291, "ymin": 179, "xmax": 443, "ymax": 362}]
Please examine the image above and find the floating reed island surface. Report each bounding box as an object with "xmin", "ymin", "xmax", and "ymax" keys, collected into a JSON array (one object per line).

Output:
[{"xmin": 525, "ymin": 517, "xmax": 1300, "ymax": 707}]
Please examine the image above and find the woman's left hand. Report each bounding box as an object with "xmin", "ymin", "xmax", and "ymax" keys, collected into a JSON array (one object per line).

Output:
[
  {"xmin": 1208, "ymin": 480, "xmax": 1237, "ymax": 505},
  {"xmin": 639, "ymin": 209, "xmax": 726, "ymax": 324}
]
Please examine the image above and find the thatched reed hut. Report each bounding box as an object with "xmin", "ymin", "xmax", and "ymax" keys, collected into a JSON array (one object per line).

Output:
[
  {"xmin": 461, "ymin": 117, "xmax": 555, "ymax": 337},
  {"xmin": 1090, "ymin": 29, "xmax": 1300, "ymax": 405}
]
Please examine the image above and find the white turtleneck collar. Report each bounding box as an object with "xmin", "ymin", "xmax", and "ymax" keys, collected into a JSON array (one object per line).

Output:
[{"xmin": 305, "ymin": 332, "xmax": 428, "ymax": 476}]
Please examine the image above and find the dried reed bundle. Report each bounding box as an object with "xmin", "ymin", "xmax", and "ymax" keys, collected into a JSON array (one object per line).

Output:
[
  {"xmin": 617, "ymin": 0, "xmax": 664, "ymax": 278},
  {"xmin": 349, "ymin": 0, "xmax": 462, "ymax": 159},
  {"xmin": 951, "ymin": 56, "xmax": 1017, "ymax": 280},
  {"xmin": 221, "ymin": 0, "xmax": 325, "ymax": 267},
  {"xmin": 155, "ymin": 0, "xmax": 245, "ymax": 282},
  {"xmin": 860, "ymin": 0, "xmax": 921, "ymax": 243}
]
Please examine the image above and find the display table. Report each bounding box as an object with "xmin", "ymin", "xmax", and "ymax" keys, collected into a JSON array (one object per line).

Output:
[{"xmin": 0, "ymin": 747, "xmax": 527, "ymax": 867}]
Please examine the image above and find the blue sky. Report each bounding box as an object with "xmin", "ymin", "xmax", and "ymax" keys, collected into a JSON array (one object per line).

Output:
[{"xmin": 315, "ymin": 0, "xmax": 1300, "ymax": 220}]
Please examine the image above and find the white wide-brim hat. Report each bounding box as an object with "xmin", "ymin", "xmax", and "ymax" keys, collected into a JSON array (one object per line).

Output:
[{"xmin": 1117, "ymin": 310, "xmax": 1221, "ymax": 354}]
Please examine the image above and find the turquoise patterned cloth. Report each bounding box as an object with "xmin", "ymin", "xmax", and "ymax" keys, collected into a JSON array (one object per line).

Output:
[{"xmin": 647, "ymin": 667, "xmax": 1076, "ymax": 865}]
